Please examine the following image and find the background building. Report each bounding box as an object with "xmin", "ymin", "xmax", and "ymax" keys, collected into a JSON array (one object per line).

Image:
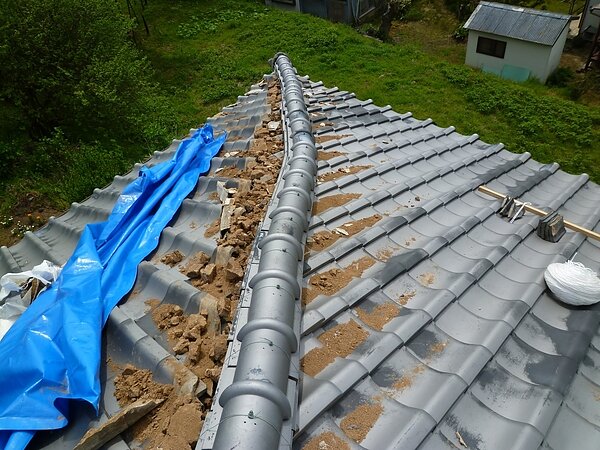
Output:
[{"xmin": 464, "ymin": 1, "xmax": 571, "ymax": 83}]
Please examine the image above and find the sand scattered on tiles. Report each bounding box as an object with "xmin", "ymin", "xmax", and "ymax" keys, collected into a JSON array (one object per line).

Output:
[
  {"xmin": 312, "ymin": 193, "xmax": 361, "ymax": 215},
  {"xmin": 303, "ymin": 256, "xmax": 375, "ymax": 305},
  {"xmin": 301, "ymin": 320, "xmax": 368, "ymax": 377}
]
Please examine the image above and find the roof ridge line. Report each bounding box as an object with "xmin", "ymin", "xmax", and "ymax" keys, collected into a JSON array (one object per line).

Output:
[{"xmin": 209, "ymin": 53, "xmax": 316, "ymax": 450}]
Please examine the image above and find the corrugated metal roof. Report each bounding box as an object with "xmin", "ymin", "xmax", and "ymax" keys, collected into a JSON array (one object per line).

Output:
[
  {"xmin": 2, "ymin": 54, "xmax": 600, "ymax": 449},
  {"xmin": 464, "ymin": 1, "xmax": 571, "ymax": 46}
]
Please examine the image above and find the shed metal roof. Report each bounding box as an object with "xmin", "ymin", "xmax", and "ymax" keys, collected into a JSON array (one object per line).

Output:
[
  {"xmin": 464, "ymin": 1, "xmax": 572, "ymax": 46},
  {"xmin": 1, "ymin": 54, "xmax": 600, "ymax": 450}
]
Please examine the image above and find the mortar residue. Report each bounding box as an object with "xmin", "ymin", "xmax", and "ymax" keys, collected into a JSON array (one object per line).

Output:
[
  {"xmin": 113, "ymin": 78, "xmax": 284, "ymax": 448},
  {"xmin": 301, "ymin": 320, "xmax": 368, "ymax": 377},
  {"xmin": 317, "ymin": 150, "xmax": 345, "ymax": 161},
  {"xmin": 339, "ymin": 402, "xmax": 383, "ymax": 443},
  {"xmin": 318, "ymin": 165, "xmax": 373, "ymax": 183},
  {"xmin": 312, "ymin": 193, "xmax": 361, "ymax": 215},
  {"xmin": 307, "ymin": 214, "xmax": 382, "ymax": 252},
  {"xmin": 356, "ymin": 302, "xmax": 400, "ymax": 330},
  {"xmin": 303, "ymin": 256, "xmax": 375, "ymax": 305},
  {"xmin": 303, "ymin": 431, "xmax": 350, "ymax": 450}
]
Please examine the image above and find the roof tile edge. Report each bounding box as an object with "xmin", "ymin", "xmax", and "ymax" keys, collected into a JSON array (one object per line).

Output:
[{"xmin": 210, "ymin": 54, "xmax": 316, "ymax": 450}]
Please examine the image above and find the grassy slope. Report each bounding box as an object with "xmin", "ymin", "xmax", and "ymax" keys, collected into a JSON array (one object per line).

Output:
[
  {"xmin": 0, "ymin": 0, "xmax": 598, "ymax": 244},
  {"xmin": 140, "ymin": 0, "xmax": 599, "ymax": 180}
]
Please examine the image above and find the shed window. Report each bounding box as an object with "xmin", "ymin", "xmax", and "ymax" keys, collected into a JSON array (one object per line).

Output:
[{"xmin": 476, "ymin": 36, "xmax": 506, "ymax": 59}]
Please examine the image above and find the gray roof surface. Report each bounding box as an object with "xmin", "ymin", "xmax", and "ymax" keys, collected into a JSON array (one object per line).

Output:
[
  {"xmin": 1, "ymin": 54, "xmax": 600, "ymax": 450},
  {"xmin": 464, "ymin": 1, "xmax": 571, "ymax": 46}
]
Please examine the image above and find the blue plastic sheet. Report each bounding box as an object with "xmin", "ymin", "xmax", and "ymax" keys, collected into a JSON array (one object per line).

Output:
[{"xmin": 0, "ymin": 125, "xmax": 226, "ymax": 449}]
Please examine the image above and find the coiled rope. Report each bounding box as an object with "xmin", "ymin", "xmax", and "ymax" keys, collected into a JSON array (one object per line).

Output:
[{"xmin": 544, "ymin": 260, "xmax": 600, "ymax": 306}]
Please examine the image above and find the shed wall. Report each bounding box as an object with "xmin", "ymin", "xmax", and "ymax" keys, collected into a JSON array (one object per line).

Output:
[
  {"xmin": 465, "ymin": 30, "xmax": 554, "ymax": 82},
  {"xmin": 581, "ymin": 0, "xmax": 600, "ymax": 35},
  {"xmin": 547, "ymin": 25, "xmax": 569, "ymax": 79}
]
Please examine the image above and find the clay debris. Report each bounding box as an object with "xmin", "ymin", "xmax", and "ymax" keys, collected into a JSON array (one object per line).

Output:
[
  {"xmin": 307, "ymin": 214, "xmax": 382, "ymax": 252},
  {"xmin": 312, "ymin": 193, "xmax": 361, "ymax": 215},
  {"xmin": 317, "ymin": 150, "xmax": 344, "ymax": 161},
  {"xmin": 318, "ymin": 165, "xmax": 373, "ymax": 183},
  {"xmin": 303, "ymin": 256, "xmax": 375, "ymax": 305},
  {"xmin": 315, "ymin": 134, "xmax": 352, "ymax": 144},
  {"xmin": 418, "ymin": 272, "xmax": 436, "ymax": 286},
  {"xmin": 303, "ymin": 431, "xmax": 350, "ymax": 450},
  {"xmin": 391, "ymin": 339, "xmax": 447, "ymax": 393},
  {"xmin": 398, "ymin": 290, "xmax": 416, "ymax": 305},
  {"xmin": 160, "ymin": 250, "xmax": 185, "ymax": 267},
  {"xmin": 112, "ymin": 79, "xmax": 285, "ymax": 449},
  {"xmin": 393, "ymin": 364, "xmax": 425, "ymax": 391},
  {"xmin": 301, "ymin": 320, "xmax": 368, "ymax": 377},
  {"xmin": 356, "ymin": 302, "xmax": 400, "ymax": 331},
  {"xmin": 339, "ymin": 402, "xmax": 383, "ymax": 443},
  {"xmin": 113, "ymin": 365, "xmax": 202, "ymax": 450}
]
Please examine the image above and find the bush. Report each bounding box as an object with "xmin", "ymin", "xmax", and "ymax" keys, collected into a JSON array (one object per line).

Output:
[
  {"xmin": 547, "ymin": 67, "xmax": 574, "ymax": 87},
  {"xmin": 0, "ymin": 0, "xmax": 157, "ymax": 142},
  {"xmin": 453, "ymin": 25, "xmax": 469, "ymax": 42}
]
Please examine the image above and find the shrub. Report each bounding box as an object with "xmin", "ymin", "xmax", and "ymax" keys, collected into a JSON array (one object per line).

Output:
[
  {"xmin": 453, "ymin": 25, "xmax": 469, "ymax": 42},
  {"xmin": 547, "ymin": 67, "xmax": 574, "ymax": 87},
  {"xmin": 0, "ymin": 0, "xmax": 157, "ymax": 142}
]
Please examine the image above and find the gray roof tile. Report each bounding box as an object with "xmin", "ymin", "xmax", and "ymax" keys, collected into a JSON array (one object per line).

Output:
[{"xmin": 4, "ymin": 56, "xmax": 600, "ymax": 449}]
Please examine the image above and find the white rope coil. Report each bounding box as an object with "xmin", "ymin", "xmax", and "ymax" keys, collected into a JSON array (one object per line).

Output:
[{"xmin": 544, "ymin": 260, "xmax": 600, "ymax": 306}]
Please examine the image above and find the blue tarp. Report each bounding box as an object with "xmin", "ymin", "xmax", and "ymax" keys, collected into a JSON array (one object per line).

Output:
[{"xmin": 0, "ymin": 125, "xmax": 226, "ymax": 449}]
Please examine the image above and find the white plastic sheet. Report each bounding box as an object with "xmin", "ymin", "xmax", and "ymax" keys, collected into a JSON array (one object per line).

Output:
[{"xmin": 0, "ymin": 260, "xmax": 62, "ymax": 340}]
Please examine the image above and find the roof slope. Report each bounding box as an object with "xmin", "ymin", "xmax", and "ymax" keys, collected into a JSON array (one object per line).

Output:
[
  {"xmin": 2, "ymin": 55, "xmax": 600, "ymax": 450},
  {"xmin": 464, "ymin": 1, "xmax": 571, "ymax": 45},
  {"xmin": 290, "ymin": 69, "xmax": 600, "ymax": 450}
]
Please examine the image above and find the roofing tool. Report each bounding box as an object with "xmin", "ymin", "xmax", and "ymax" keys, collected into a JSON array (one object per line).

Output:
[{"xmin": 478, "ymin": 185, "xmax": 600, "ymax": 242}]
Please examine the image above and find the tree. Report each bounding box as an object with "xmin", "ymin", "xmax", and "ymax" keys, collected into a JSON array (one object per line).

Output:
[
  {"xmin": 0, "ymin": 0, "xmax": 154, "ymax": 140},
  {"xmin": 378, "ymin": 0, "xmax": 412, "ymax": 41}
]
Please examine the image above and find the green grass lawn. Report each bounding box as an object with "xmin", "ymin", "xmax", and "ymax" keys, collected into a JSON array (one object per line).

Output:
[
  {"xmin": 0, "ymin": 0, "xmax": 598, "ymax": 244},
  {"xmin": 138, "ymin": 0, "xmax": 599, "ymax": 179}
]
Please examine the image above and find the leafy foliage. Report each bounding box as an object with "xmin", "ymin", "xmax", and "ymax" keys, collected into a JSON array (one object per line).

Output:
[
  {"xmin": 0, "ymin": 0, "xmax": 179, "ymax": 219},
  {"xmin": 0, "ymin": 0, "xmax": 161, "ymax": 141},
  {"xmin": 177, "ymin": 9, "xmax": 269, "ymax": 38}
]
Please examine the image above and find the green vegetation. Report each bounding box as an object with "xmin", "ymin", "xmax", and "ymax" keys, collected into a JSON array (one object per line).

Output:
[
  {"xmin": 0, "ymin": 0, "xmax": 598, "ymax": 244},
  {"xmin": 137, "ymin": 0, "xmax": 598, "ymax": 178},
  {"xmin": 0, "ymin": 0, "xmax": 178, "ymax": 230}
]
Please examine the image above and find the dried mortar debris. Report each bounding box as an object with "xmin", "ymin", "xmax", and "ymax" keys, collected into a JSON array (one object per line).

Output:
[
  {"xmin": 113, "ymin": 365, "xmax": 203, "ymax": 450},
  {"xmin": 355, "ymin": 302, "xmax": 400, "ymax": 331},
  {"xmin": 301, "ymin": 320, "xmax": 368, "ymax": 377},
  {"xmin": 317, "ymin": 150, "xmax": 345, "ymax": 161},
  {"xmin": 113, "ymin": 78, "xmax": 285, "ymax": 448},
  {"xmin": 160, "ymin": 250, "xmax": 185, "ymax": 267},
  {"xmin": 393, "ymin": 364, "xmax": 425, "ymax": 391},
  {"xmin": 315, "ymin": 134, "xmax": 352, "ymax": 144},
  {"xmin": 398, "ymin": 290, "xmax": 416, "ymax": 305},
  {"xmin": 312, "ymin": 193, "xmax": 361, "ymax": 215},
  {"xmin": 306, "ymin": 215, "xmax": 382, "ymax": 252},
  {"xmin": 339, "ymin": 402, "xmax": 383, "ymax": 443},
  {"xmin": 419, "ymin": 272, "xmax": 436, "ymax": 286},
  {"xmin": 303, "ymin": 431, "xmax": 350, "ymax": 450},
  {"xmin": 303, "ymin": 256, "xmax": 375, "ymax": 305},
  {"xmin": 318, "ymin": 165, "xmax": 373, "ymax": 183}
]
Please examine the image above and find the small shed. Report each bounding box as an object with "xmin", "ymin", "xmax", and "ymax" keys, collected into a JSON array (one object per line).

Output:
[{"xmin": 464, "ymin": 1, "xmax": 571, "ymax": 83}]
